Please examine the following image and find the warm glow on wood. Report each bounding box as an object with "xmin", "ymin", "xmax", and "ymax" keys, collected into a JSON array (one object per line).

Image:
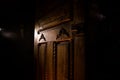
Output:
[{"xmin": 34, "ymin": 25, "xmax": 39, "ymax": 43}]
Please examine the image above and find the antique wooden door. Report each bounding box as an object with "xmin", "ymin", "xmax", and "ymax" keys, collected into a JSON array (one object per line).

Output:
[{"xmin": 34, "ymin": 0, "xmax": 85, "ymax": 80}]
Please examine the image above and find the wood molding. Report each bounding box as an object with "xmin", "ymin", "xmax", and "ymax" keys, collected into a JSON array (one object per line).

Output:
[{"xmin": 37, "ymin": 3, "xmax": 73, "ymax": 32}]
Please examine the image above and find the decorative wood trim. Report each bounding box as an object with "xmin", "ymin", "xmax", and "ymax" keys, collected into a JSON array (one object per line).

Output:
[
  {"xmin": 37, "ymin": 38, "xmax": 72, "ymax": 44},
  {"xmin": 38, "ymin": 18, "xmax": 71, "ymax": 32},
  {"xmin": 39, "ymin": 33, "xmax": 46, "ymax": 41},
  {"xmin": 37, "ymin": 3, "xmax": 73, "ymax": 32},
  {"xmin": 56, "ymin": 28, "xmax": 70, "ymax": 40},
  {"xmin": 53, "ymin": 42, "xmax": 57, "ymax": 80},
  {"xmin": 70, "ymin": 39, "xmax": 74, "ymax": 80}
]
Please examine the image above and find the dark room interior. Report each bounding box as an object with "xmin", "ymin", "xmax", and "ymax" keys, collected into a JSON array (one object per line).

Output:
[
  {"xmin": 0, "ymin": 0, "xmax": 120, "ymax": 80},
  {"xmin": 0, "ymin": 0, "xmax": 35, "ymax": 80}
]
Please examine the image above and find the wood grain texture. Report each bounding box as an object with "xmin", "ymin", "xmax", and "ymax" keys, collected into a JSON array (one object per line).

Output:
[
  {"xmin": 37, "ymin": 43, "xmax": 47, "ymax": 80},
  {"xmin": 74, "ymin": 33, "xmax": 85, "ymax": 80},
  {"xmin": 53, "ymin": 40, "xmax": 72, "ymax": 80}
]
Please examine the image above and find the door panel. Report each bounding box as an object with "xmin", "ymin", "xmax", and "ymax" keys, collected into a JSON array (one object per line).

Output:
[
  {"xmin": 37, "ymin": 42, "xmax": 54, "ymax": 80},
  {"xmin": 53, "ymin": 41, "xmax": 71, "ymax": 80},
  {"xmin": 38, "ymin": 43, "xmax": 47, "ymax": 80},
  {"xmin": 57, "ymin": 42, "xmax": 69, "ymax": 80}
]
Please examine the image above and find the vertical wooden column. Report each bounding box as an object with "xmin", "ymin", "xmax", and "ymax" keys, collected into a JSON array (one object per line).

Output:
[
  {"xmin": 37, "ymin": 43, "xmax": 47, "ymax": 80},
  {"xmin": 74, "ymin": 33, "xmax": 85, "ymax": 80}
]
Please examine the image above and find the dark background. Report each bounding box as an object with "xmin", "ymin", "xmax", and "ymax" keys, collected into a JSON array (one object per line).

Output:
[
  {"xmin": 84, "ymin": 0, "xmax": 120, "ymax": 80},
  {"xmin": 0, "ymin": 0, "xmax": 35, "ymax": 80},
  {"xmin": 0, "ymin": 0, "xmax": 120, "ymax": 80}
]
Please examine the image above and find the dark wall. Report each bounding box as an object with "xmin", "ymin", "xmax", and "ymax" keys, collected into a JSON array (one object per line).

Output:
[
  {"xmin": 84, "ymin": 0, "xmax": 120, "ymax": 80},
  {"xmin": 0, "ymin": 0, "xmax": 35, "ymax": 80},
  {"xmin": 0, "ymin": 23, "xmax": 34, "ymax": 80}
]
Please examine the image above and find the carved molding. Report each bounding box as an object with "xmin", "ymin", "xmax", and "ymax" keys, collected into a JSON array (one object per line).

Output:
[
  {"xmin": 56, "ymin": 28, "xmax": 70, "ymax": 40},
  {"xmin": 39, "ymin": 33, "xmax": 46, "ymax": 41},
  {"xmin": 37, "ymin": 3, "xmax": 73, "ymax": 32}
]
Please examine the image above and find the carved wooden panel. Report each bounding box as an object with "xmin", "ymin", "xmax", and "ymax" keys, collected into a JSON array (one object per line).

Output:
[
  {"xmin": 56, "ymin": 27, "xmax": 70, "ymax": 40},
  {"xmin": 57, "ymin": 42, "xmax": 69, "ymax": 80},
  {"xmin": 34, "ymin": 0, "xmax": 85, "ymax": 80},
  {"xmin": 37, "ymin": 43, "xmax": 47, "ymax": 80},
  {"xmin": 37, "ymin": 24, "xmax": 71, "ymax": 43},
  {"xmin": 53, "ymin": 40, "xmax": 73, "ymax": 80}
]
